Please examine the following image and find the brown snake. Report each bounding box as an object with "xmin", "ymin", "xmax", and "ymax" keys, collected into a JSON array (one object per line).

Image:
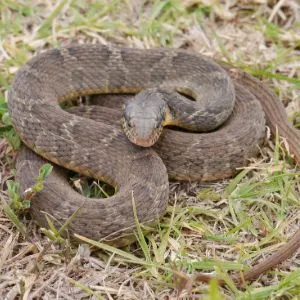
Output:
[{"xmin": 8, "ymin": 44, "xmax": 300, "ymax": 284}]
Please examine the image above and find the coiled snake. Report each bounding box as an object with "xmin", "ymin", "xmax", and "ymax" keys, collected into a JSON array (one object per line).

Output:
[{"xmin": 8, "ymin": 44, "xmax": 300, "ymax": 284}]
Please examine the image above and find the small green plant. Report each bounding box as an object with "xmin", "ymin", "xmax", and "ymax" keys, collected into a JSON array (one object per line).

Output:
[
  {"xmin": 40, "ymin": 202, "xmax": 84, "ymax": 245},
  {"xmin": 22, "ymin": 163, "xmax": 53, "ymax": 199},
  {"xmin": 0, "ymin": 94, "xmax": 20, "ymax": 150},
  {"xmin": 2, "ymin": 163, "xmax": 53, "ymax": 237},
  {"xmin": 2, "ymin": 182, "xmax": 27, "ymax": 237},
  {"xmin": 69, "ymin": 174, "xmax": 115, "ymax": 198}
]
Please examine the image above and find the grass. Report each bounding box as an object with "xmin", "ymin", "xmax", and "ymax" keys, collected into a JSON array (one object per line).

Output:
[{"xmin": 0, "ymin": 0, "xmax": 299, "ymax": 299}]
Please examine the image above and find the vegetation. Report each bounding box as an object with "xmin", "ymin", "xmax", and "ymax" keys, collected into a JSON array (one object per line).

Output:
[{"xmin": 0, "ymin": 0, "xmax": 299, "ymax": 298}]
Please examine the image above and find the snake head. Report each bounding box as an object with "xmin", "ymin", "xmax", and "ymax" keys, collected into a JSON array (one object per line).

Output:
[{"xmin": 122, "ymin": 89, "xmax": 170, "ymax": 147}]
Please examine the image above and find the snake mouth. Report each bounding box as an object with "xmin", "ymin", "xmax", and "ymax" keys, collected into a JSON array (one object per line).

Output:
[
  {"xmin": 130, "ymin": 134, "xmax": 160, "ymax": 147},
  {"xmin": 123, "ymin": 124, "xmax": 163, "ymax": 147}
]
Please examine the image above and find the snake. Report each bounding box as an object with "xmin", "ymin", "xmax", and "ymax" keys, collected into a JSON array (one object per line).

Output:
[{"xmin": 8, "ymin": 44, "xmax": 300, "ymax": 284}]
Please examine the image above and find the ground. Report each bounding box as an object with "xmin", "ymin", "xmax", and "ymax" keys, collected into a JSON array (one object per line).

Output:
[{"xmin": 0, "ymin": 0, "xmax": 299, "ymax": 299}]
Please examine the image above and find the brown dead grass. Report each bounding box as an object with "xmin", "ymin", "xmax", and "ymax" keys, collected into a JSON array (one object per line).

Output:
[{"xmin": 0, "ymin": 0, "xmax": 299, "ymax": 299}]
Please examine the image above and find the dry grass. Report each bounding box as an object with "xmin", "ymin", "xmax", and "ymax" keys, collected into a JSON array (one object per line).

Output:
[{"xmin": 0, "ymin": 0, "xmax": 300, "ymax": 299}]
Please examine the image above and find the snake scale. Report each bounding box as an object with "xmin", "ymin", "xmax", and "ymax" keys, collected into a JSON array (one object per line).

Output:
[{"xmin": 8, "ymin": 44, "xmax": 300, "ymax": 284}]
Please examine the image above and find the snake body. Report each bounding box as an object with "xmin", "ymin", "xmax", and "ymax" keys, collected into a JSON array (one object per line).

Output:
[{"xmin": 8, "ymin": 44, "xmax": 300, "ymax": 282}]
